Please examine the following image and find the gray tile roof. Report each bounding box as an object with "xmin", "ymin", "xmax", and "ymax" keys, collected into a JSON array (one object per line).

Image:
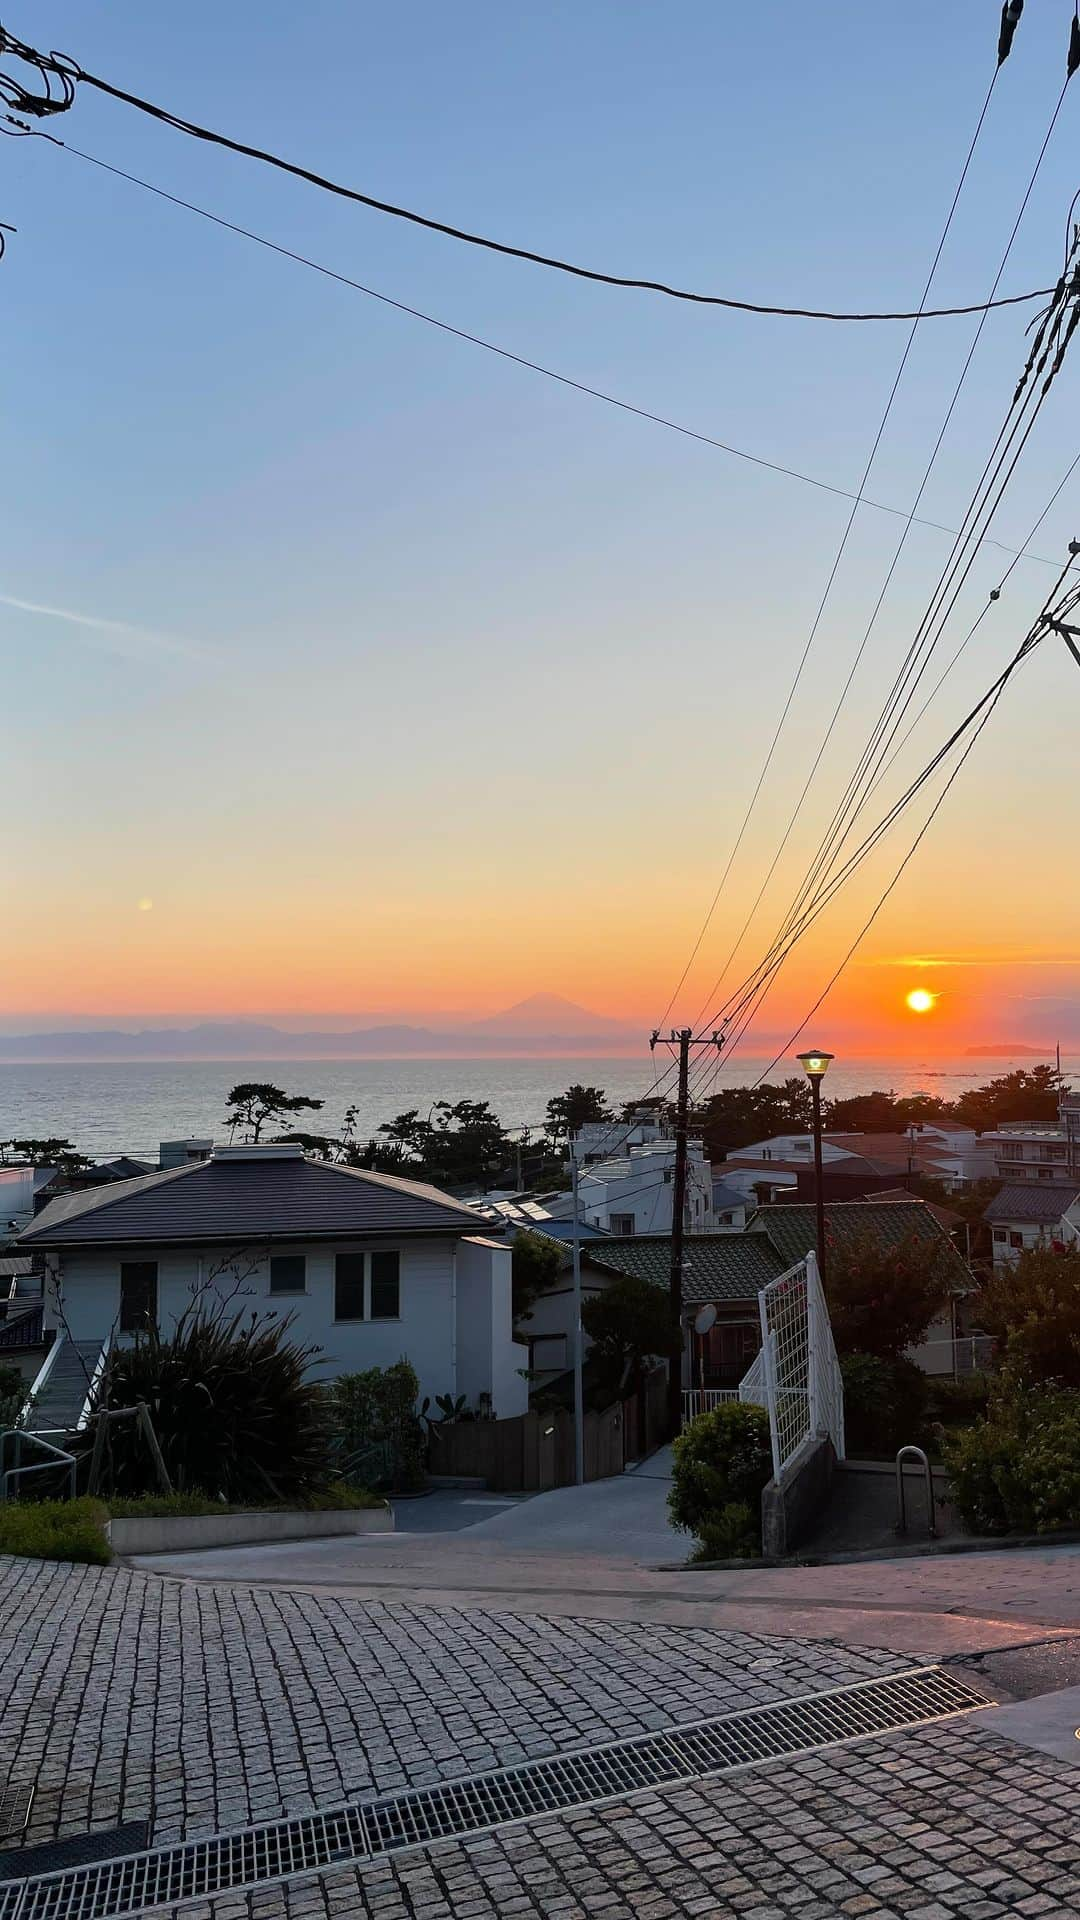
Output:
[
  {"xmin": 17, "ymin": 1153, "xmax": 494, "ymax": 1249},
  {"xmin": 582, "ymin": 1233, "xmax": 787, "ymax": 1306},
  {"xmin": 983, "ymin": 1182, "xmax": 1080, "ymax": 1226},
  {"xmin": 747, "ymin": 1200, "xmax": 971, "ymax": 1287}
]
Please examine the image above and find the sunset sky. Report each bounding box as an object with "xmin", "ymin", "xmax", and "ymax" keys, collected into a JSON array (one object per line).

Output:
[{"xmin": 3, "ymin": 1, "xmax": 1080, "ymax": 1056}]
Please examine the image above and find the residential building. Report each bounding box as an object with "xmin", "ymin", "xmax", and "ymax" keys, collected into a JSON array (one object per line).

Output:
[
  {"xmin": 15, "ymin": 1142, "xmax": 528, "ymax": 1424},
  {"xmin": 982, "ymin": 1123, "xmax": 1074, "ymax": 1183},
  {"xmin": 711, "ymin": 1179, "xmax": 749, "ymax": 1229},
  {"xmin": 572, "ymin": 1108, "xmax": 666, "ymax": 1167},
  {"xmin": 544, "ymin": 1138, "xmax": 715, "ymax": 1236},
  {"xmin": 982, "ymin": 1182, "xmax": 1080, "ymax": 1268},
  {"xmin": 0, "ymin": 1163, "xmax": 58, "ymax": 1240},
  {"xmin": 723, "ymin": 1126, "xmax": 993, "ymax": 1195}
]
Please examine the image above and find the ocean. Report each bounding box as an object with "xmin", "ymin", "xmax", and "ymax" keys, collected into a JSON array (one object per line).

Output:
[{"xmin": 0, "ymin": 1053, "xmax": 1072, "ymax": 1165}]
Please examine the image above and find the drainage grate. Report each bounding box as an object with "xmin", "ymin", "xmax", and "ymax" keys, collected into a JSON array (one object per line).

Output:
[
  {"xmin": 7, "ymin": 1667, "xmax": 987, "ymax": 1920},
  {"xmin": 0, "ymin": 1790, "xmax": 33, "ymax": 1847}
]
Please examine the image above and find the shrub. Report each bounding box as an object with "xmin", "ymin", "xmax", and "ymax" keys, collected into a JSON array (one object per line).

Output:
[
  {"xmin": 329, "ymin": 1360, "xmax": 426, "ymax": 1492},
  {"xmin": 690, "ymin": 1503, "xmax": 760, "ymax": 1562},
  {"xmin": 839, "ymin": 1353, "xmax": 928, "ymax": 1456},
  {"xmin": 0, "ymin": 1361, "xmax": 25, "ymax": 1430},
  {"xmin": 0, "ymin": 1497, "xmax": 110, "ymax": 1565},
  {"xmin": 926, "ymin": 1374, "xmax": 990, "ymax": 1428},
  {"xmin": 105, "ymin": 1484, "xmax": 384, "ymax": 1517},
  {"xmin": 943, "ymin": 1378, "xmax": 1080, "ymax": 1535},
  {"xmin": 669, "ymin": 1402, "xmax": 772, "ymax": 1557},
  {"xmin": 80, "ymin": 1306, "xmax": 334, "ymax": 1503}
]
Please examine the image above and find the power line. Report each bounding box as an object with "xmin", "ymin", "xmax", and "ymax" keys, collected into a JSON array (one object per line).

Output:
[
  {"xmin": 707, "ymin": 262, "xmax": 1080, "ymax": 1044},
  {"xmin": 692, "ymin": 558, "xmax": 1080, "ymax": 1105},
  {"xmin": 656, "ymin": 55, "xmax": 1008, "ymax": 1030},
  {"xmin": 14, "ymin": 129, "xmax": 1066, "ymax": 576},
  {"xmin": 0, "ymin": 25, "xmax": 1060, "ymax": 323}
]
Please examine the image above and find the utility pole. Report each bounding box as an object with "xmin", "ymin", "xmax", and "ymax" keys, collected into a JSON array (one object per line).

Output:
[
  {"xmin": 570, "ymin": 1139, "xmax": 584, "ymax": 1485},
  {"xmin": 652, "ymin": 1027, "xmax": 722, "ymax": 1439}
]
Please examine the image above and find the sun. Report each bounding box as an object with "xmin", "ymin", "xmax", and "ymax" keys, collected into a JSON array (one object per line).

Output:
[{"xmin": 905, "ymin": 988, "xmax": 936, "ymax": 1014}]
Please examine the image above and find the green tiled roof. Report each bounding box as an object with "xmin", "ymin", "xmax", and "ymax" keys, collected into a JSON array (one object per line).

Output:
[
  {"xmin": 582, "ymin": 1232, "xmax": 787, "ymax": 1306},
  {"xmin": 747, "ymin": 1201, "xmax": 970, "ymax": 1287}
]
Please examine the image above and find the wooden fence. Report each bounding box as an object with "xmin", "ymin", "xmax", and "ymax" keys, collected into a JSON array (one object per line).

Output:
[{"xmin": 427, "ymin": 1366, "xmax": 669, "ymax": 1492}]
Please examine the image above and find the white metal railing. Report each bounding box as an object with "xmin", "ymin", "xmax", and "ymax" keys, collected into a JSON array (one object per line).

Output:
[
  {"xmin": 0, "ymin": 1428, "xmax": 77, "ymax": 1501},
  {"xmin": 681, "ymin": 1388, "xmax": 739, "ymax": 1424},
  {"xmin": 749, "ymin": 1250, "xmax": 845, "ymax": 1479},
  {"xmin": 911, "ymin": 1333, "xmax": 998, "ymax": 1376}
]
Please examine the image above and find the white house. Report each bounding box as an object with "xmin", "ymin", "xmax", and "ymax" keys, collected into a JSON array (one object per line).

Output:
[
  {"xmin": 982, "ymin": 1181, "xmax": 1080, "ymax": 1269},
  {"xmin": 543, "ymin": 1139, "xmax": 715, "ymax": 1236},
  {"xmin": 16, "ymin": 1143, "xmax": 528, "ymax": 1426},
  {"xmin": 572, "ymin": 1109, "xmax": 667, "ymax": 1167},
  {"xmin": 723, "ymin": 1126, "xmax": 993, "ymax": 1194}
]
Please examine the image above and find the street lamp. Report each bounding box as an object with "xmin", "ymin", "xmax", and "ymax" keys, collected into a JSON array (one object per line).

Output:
[{"xmin": 797, "ymin": 1049, "xmax": 834, "ymax": 1282}]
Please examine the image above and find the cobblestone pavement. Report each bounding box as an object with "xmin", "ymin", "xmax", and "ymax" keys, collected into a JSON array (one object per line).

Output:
[
  {"xmin": 157, "ymin": 1720, "xmax": 1080, "ymax": 1919},
  {"xmin": 135, "ymin": 1533, "xmax": 1080, "ymax": 1659},
  {"xmin": 0, "ymin": 1556, "xmax": 906, "ymax": 1850}
]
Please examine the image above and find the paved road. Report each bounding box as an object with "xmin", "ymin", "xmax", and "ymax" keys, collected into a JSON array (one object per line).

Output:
[{"xmin": 16, "ymin": 1449, "xmax": 1080, "ymax": 1918}]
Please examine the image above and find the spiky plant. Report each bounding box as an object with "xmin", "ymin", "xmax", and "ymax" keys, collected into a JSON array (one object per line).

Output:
[{"xmin": 83, "ymin": 1306, "xmax": 333, "ymax": 1503}]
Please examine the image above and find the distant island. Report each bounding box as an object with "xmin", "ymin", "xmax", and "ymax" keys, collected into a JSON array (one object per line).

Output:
[{"xmin": 964, "ymin": 1044, "xmax": 1052, "ymax": 1059}]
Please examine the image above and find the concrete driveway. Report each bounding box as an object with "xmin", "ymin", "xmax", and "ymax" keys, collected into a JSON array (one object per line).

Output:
[{"xmin": 394, "ymin": 1447, "xmax": 678, "ymax": 1559}]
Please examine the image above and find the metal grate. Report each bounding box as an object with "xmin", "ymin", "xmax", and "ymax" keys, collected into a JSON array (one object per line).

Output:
[
  {"xmin": 8, "ymin": 1667, "xmax": 987, "ymax": 1920},
  {"xmin": 0, "ymin": 1788, "xmax": 33, "ymax": 1845}
]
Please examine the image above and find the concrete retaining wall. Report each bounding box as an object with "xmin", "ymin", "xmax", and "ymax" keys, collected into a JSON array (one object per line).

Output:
[
  {"xmin": 108, "ymin": 1505, "xmax": 393, "ymax": 1555},
  {"xmin": 761, "ymin": 1434, "xmax": 835, "ymax": 1558}
]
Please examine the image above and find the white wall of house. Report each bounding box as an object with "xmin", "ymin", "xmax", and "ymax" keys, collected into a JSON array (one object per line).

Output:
[
  {"xmin": 988, "ymin": 1218, "xmax": 1066, "ymax": 1269},
  {"xmin": 982, "ymin": 1126, "xmax": 1074, "ymax": 1183},
  {"xmin": 577, "ymin": 1141, "xmax": 714, "ymax": 1235},
  {"xmin": 455, "ymin": 1236, "xmax": 528, "ymax": 1416},
  {"xmin": 44, "ymin": 1233, "xmax": 527, "ymax": 1415}
]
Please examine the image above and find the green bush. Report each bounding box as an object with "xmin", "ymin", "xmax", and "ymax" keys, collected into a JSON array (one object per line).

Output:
[
  {"xmin": 690, "ymin": 1503, "xmax": 760, "ymax": 1563},
  {"xmin": 926, "ymin": 1374, "xmax": 990, "ymax": 1428},
  {"xmin": 0, "ymin": 1361, "xmax": 25, "ymax": 1430},
  {"xmin": 106, "ymin": 1484, "xmax": 384, "ymax": 1518},
  {"xmin": 669, "ymin": 1402, "xmax": 772, "ymax": 1557},
  {"xmin": 943, "ymin": 1379, "xmax": 1080, "ymax": 1535},
  {"xmin": 329, "ymin": 1360, "xmax": 426, "ymax": 1492},
  {"xmin": 79, "ymin": 1306, "xmax": 334, "ymax": 1503},
  {"xmin": 0, "ymin": 1497, "xmax": 111, "ymax": 1565},
  {"xmin": 839, "ymin": 1353, "xmax": 928, "ymax": 1456}
]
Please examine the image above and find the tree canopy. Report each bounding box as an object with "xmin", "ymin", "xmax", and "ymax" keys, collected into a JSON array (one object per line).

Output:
[
  {"xmin": 823, "ymin": 1227, "xmax": 954, "ymax": 1360},
  {"xmin": 544, "ymin": 1084, "xmax": 613, "ymax": 1150},
  {"xmin": 980, "ymin": 1244, "xmax": 1080, "ymax": 1387},
  {"xmin": 511, "ymin": 1228, "xmax": 563, "ymax": 1324},
  {"xmin": 581, "ymin": 1276, "xmax": 682, "ymax": 1397},
  {"xmin": 224, "ymin": 1083, "xmax": 324, "ymax": 1143},
  {"xmin": 1, "ymin": 1135, "xmax": 92, "ymax": 1171}
]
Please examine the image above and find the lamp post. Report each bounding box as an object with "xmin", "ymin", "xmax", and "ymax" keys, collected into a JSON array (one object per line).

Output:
[{"xmin": 797, "ymin": 1049, "xmax": 834, "ymax": 1283}]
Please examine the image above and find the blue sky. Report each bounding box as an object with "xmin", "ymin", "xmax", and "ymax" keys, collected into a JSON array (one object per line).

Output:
[{"xmin": 3, "ymin": 1, "xmax": 1080, "ymax": 1046}]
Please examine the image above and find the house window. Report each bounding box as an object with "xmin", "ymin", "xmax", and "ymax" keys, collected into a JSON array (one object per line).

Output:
[
  {"xmin": 334, "ymin": 1251, "xmax": 401, "ymax": 1322},
  {"xmin": 609, "ymin": 1214, "xmax": 635, "ymax": 1235},
  {"xmin": 269, "ymin": 1254, "xmax": 306, "ymax": 1294},
  {"xmin": 992, "ymin": 1229, "xmax": 1007, "ymax": 1244},
  {"xmin": 1009, "ymin": 1231, "xmax": 1024, "ymax": 1250},
  {"xmin": 369, "ymin": 1251, "xmax": 400, "ymax": 1319},
  {"xmin": 1000, "ymin": 1144, "xmax": 1024, "ymax": 1160},
  {"xmin": 334, "ymin": 1253, "xmax": 366, "ymax": 1321},
  {"xmin": 119, "ymin": 1260, "xmax": 157, "ymax": 1333},
  {"xmin": 529, "ymin": 1334, "xmax": 567, "ymax": 1371}
]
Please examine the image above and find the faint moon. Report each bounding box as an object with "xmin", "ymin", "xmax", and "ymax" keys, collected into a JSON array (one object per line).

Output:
[{"xmin": 138, "ymin": 897, "xmax": 153, "ymax": 912}]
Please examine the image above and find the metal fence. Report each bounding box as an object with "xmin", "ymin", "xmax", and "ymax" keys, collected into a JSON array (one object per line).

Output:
[
  {"xmin": 681, "ymin": 1388, "xmax": 740, "ymax": 1423},
  {"xmin": 739, "ymin": 1250, "xmax": 845, "ymax": 1479}
]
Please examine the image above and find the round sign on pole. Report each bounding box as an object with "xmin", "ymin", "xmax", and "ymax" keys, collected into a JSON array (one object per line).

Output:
[{"xmin": 693, "ymin": 1303, "xmax": 718, "ymax": 1335}]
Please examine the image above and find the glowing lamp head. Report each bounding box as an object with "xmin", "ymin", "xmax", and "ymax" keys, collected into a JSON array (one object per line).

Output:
[
  {"xmin": 797, "ymin": 1049, "xmax": 834, "ymax": 1080},
  {"xmin": 905, "ymin": 988, "xmax": 936, "ymax": 1014}
]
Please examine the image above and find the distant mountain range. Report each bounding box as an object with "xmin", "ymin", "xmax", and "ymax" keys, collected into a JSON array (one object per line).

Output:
[{"xmin": 0, "ymin": 995, "xmax": 644, "ymax": 1060}]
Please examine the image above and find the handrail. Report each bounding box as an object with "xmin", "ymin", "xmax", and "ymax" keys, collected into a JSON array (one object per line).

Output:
[
  {"xmin": 17, "ymin": 1327, "xmax": 64, "ymax": 1426},
  {"xmin": 895, "ymin": 1444, "xmax": 936, "ymax": 1538},
  {"xmin": 0, "ymin": 1427, "xmax": 77, "ymax": 1502},
  {"xmin": 78, "ymin": 1333, "xmax": 111, "ymax": 1431}
]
